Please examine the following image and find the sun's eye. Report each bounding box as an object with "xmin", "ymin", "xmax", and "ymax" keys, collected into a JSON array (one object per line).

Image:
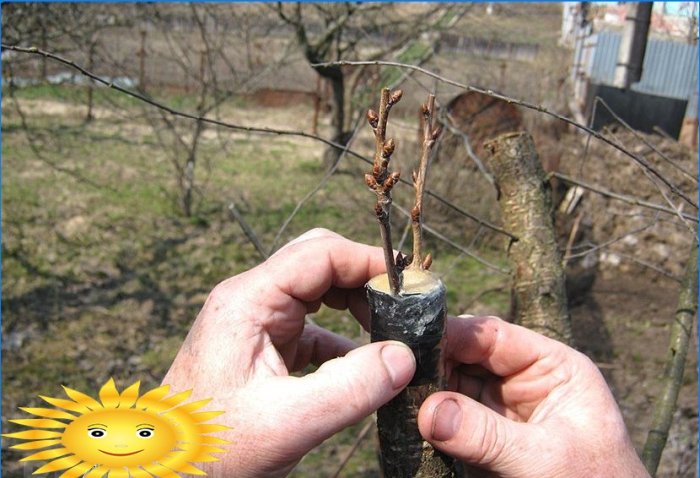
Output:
[
  {"xmin": 137, "ymin": 428, "xmax": 154, "ymax": 439},
  {"xmin": 88, "ymin": 428, "xmax": 106, "ymax": 438}
]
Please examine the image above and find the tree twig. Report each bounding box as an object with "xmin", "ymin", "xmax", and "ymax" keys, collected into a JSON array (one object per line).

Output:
[
  {"xmin": 552, "ymin": 172, "xmax": 698, "ymax": 223},
  {"xmin": 227, "ymin": 202, "xmax": 267, "ymax": 261},
  {"xmin": 329, "ymin": 419, "xmax": 375, "ymax": 478},
  {"xmin": 409, "ymin": 94, "xmax": 442, "ymax": 270},
  {"xmin": 365, "ymin": 88, "xmax": 403, "ymax": 295},
  {"xmin": 314, "ymin": 59, "xmax": 696, "ymax": 210}
]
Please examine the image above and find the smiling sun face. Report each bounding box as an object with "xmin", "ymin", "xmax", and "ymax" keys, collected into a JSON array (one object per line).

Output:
[
  {"xmin": 3, "ymin": 379, "xmax": 229, "ymax": 477},
  {"xmin": 61, "ymin": 408, "xmax": 178, "ymax": 468}
]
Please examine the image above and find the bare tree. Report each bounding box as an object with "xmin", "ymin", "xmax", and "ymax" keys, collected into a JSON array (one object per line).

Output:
[
  {"xmin": 136, "ymin": 4, "xmax": 293, "ymax": 216},
  {"xmin": 274, "ymin": 3, "xmax": 470, "ymax": 166}
]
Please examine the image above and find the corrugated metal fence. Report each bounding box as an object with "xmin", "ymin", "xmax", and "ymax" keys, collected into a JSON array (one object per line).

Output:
[{"xmin": 586, "ymin": 31, "xmax": 698, "ymax": 102}]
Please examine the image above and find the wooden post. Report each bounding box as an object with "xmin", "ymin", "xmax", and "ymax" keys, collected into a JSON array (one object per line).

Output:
[{"xmin": 485, "ymin": 132, "xmax": 572, "ymax": 344}]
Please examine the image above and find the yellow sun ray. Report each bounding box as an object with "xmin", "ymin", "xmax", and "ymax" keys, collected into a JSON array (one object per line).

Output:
[
  {"xmin": 62, "ymin": 385, "xmax": 103, "ymax": 410},
  {"xmin": 39, "ymin": 395, "xmax": 91, "ymax": 414},
  {"xmin": 98, "ymin": 378, "xmax": 121, "ymax": 409},
  {"xmin": 58, "ymin": 461, "xmax": 93, "ymax": 478},
  {"xmin": 172, "ymin": 398, "xmax": 211, "ymax": 414},
  {"xmin": 188, "ymin": 411, "xmax": 226, "ymax": 423},
  {"xmin": 34, "ymin": 454, "xmax": 82, "ymax": 473},
  {"xmin": 9, "ymin": 418, "xmax": 67, "ymax": 429},
  {"xmin": 19, "ymin": 407, "xmax": 77, "ymax": 420},
  {"xmin": 83, "ymin": 464, "xmax": 109, "ymax": 477},
  {"xmin": 117, "ymin": 381, "xmax": 141, "ymax": 408},
  {"xmin": 198, "ymin": 435, "xmax": 229, "ymax": 445},
  {"xmin": 152, "ymin": 389, "xmax": 193, "ymax": 412},
  {"xmin": 128, "ymin": 466, "xmax": 155, "ymax": 478},
  {"xmin": 134, "ymin": 384, "xmax": 171, "ymax": 410},
  {"xmin": 20, "ymin": 447, "xmax": 71, "ymax": 462},
  {"xmin": 10, "ymin": 438, "xmax": 62, "ymax": 450},
  {"xmin": 3, "ymin": 430, "xmax": 63, "ymax": 440},
  {"xmin": 7, "ymin": 379, "xmax": 228, "ymax": 477},
  {"xmin": 140, "ymin": 462, "xmax": 180, "ymax": 478},
  {"xmin": 196, "ymin": 424, "xmax": 230, "ymax": 434},
  {"xmin": 106, "ymin": 468, "xmax": 129, "ymax": 478}
]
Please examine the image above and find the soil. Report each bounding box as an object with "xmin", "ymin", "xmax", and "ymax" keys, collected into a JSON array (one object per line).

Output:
[{"xmin": 571, "ymin": 267, "xmax": 697, "ymax": 478}]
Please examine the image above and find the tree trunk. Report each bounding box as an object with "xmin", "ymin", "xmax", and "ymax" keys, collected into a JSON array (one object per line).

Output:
[
  {"xmin": 367, "ymin": 270, "xmax": 459, "ymax": 477},
  {"xmin": 182, "ymin": 119, "xmax": 204, "ymax": 217},
  {"xmin": 313, "ymin": 64, "xmax": 351, "ymax": 168},
  {"xmin": 485, "ymin": 132, "xmax": 572, "ymax": 344},
  {"xmin": 642, "ymin": 243, "xmax": 698, "ymax": 475}
]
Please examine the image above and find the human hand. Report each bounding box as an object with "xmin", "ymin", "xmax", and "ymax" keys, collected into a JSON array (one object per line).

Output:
[
  {"xmin": 162, "ymin": 229, "xmax": 416, "ymax": 477},
  {"xmin": 418, "ymin": 315, "xmax": 650, "ymax": 478}
]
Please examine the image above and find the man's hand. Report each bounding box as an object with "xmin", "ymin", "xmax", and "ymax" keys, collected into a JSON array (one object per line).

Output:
[
  {"xmin": 418, "ymin": 315, "xmax": 651, "ymax": 478},
  {"xmin": 163, "ymin": 229, "xmax": 416, "ymax": 477}
]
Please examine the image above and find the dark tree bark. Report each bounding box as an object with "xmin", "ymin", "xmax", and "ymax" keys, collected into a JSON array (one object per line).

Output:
[
  {"xmin": 367, "ymin": 270, "xmax": 459, "ymax": 478},
  {"xmin": 485, "ymin": 132, "xmax": 572, "ymax": 344}
]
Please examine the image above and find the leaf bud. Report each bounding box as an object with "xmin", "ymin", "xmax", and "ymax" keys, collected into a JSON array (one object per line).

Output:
[
  {"xmin": 390, "ymin": 89, "xmax": 403, "ymax": 104},
  {"xmin": 367, "ymin": 109, "xmax": 379, "ymax": 128},
  {"xmin": 422, "ymin": 253, "xmax": 433, "ymax": 270},
  {"xmin": 382, "ymin": 138, "xmax": 395, "ymax": 157},
  {"xmin": 431, "ymin": 125, "xmax": 443, "ymax": 140},
  {"xmin": 383, "ymin": 171, "xmax": 400, "ymax": 189},
  {"xmin": 365, "ymin": 173, "xmax": 377, "ymax": 189}
]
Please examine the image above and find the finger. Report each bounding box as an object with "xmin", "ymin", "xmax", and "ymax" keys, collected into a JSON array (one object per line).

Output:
[
  {"xmin": 271, "ymin": 227, "xmax": 344, "ymax": 257},
  {"xmin": 418, "ymin": 392, "xmax": 542, "ymax": 475},
  {"xmin": 445, "ymin": 315, "xmax": 563, "ymax": 377},
  {"xmin": 285, "ymin": 324, "xmax": 358, "ymax": 372},
  {"xmin": 322, "ymin": 287, "xmax": 372, "ymax": 330},
  {"xmin": 267, "ymin": 230, "xmax": 386, "ymax": 299},
  {"xmin": 242, "ymin": 342, "xmax": 415, "ymax": 458}
]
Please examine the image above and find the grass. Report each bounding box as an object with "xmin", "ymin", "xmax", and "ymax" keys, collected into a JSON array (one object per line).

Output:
[{"xmin": 2, "ymin": 84, "xmax": 509, "ymax": 477}]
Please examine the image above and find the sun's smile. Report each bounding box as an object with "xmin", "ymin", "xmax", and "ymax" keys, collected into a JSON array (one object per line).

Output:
[
  {"xmin": 99, "ymin": 449, "xmax": 144, "ymax": 456},
  {"xmin": 3, "ymin": 378, "xmax": 230, "ymax": 476}
]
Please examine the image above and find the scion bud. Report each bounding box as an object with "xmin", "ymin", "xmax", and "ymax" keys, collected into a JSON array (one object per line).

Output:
[
  {"xmin": 383, "ymin": 171, "xmax": 400, "ymax": 189},
  {"xmin": 422, "ymin": 253, "xmax": 433, "ymax": 270},
  {"xmin": 382, "ymin": 138, "xmax": 395, "ymax": 157},
  {"xmin": 411, "ymin": 206, "xmax": 420, "ymax": 222},
  {"xmin": 365, "ymin": 174, "xmax": 378, "ymax": 189},
  {"xmin": 367, "ymin": 109, "xmax": 379, "ymax": 128}
]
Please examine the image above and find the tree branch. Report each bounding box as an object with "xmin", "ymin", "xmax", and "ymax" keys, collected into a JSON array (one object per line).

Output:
[
  {"xmin": 2, "ymin": 44, "xmax": 516, "ymax": 240},
  {"xmin": 314, "ymin": 59, "xmax": 697, "ymax": 210},
  {"xmin": 642, "ymin": 244, "xmax": 698, "ymax": 474}
]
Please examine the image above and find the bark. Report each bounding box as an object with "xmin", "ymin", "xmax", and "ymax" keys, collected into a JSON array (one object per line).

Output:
[
  {"xmin": 642, "ymin": 244, "xmax": 698, "ymax": 475},
  {"xmin": 367, "ymin": 270, "xmax": 459, "ymax": 478},
  {"xmin": 485, "ymin": 132, "xmax": 572, "ymax": 344}
]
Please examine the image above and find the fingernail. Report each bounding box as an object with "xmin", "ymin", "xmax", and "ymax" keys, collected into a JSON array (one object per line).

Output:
[
  {"xmin": 380, "ymin": 343, "xmax": 415, "ymax": 388},
  {"xmin": 432, "ymin": 399, "xmax": 461, "ymax": 441}
]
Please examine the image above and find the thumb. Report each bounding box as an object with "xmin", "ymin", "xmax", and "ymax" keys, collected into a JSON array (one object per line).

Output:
[
  {"xmin": 288, "ymin": 341, "xmax": 416, "ymax": 446},
  {"xmin": 418, "ymin": 392, "xmax": 538, "ymax": 475},
  {"xmin": 236, "ymin": 340, "xmax": 415, "ymax": 474}
]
